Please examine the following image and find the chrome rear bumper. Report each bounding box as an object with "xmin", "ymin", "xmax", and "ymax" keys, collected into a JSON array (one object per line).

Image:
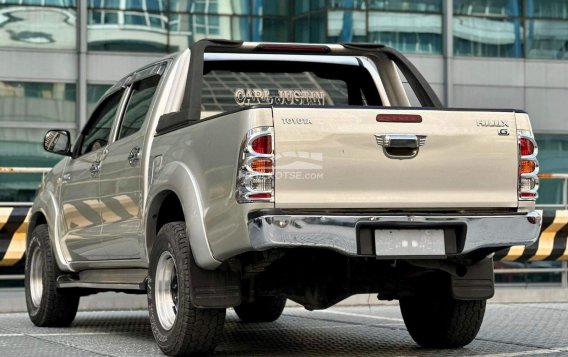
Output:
[{"xmin": 248, "ymin": 211, "xmax": 542, "ymax": 257}]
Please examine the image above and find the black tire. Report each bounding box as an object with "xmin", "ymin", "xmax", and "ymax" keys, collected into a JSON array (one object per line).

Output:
[
  {"xmin": 400, "ymin": 290, "xmax": 486, "ymax": 348},
  {"xmin": 148, "ymin": 222, "xmax": 225, "ymax": 356},
  {"xmin": 25, "ymin": 224, "xmax": 80, "ymax": 327},
  {"xmin": 234, "ymin": 296, "xmax": 287, "ymax": 323}
]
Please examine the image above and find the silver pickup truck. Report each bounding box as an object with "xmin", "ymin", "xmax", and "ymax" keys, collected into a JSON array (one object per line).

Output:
[{"xmin": 26, "ymin": 40, "xmax": 541, "ymax": 356}]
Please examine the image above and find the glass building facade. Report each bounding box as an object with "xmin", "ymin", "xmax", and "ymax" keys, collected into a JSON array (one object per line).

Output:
[
  {"xmin": 1, "ymin": 1, "xmax": 567, "ymax": 57},
  {"xmin": 0, "ymin": 0, "xmax": 567, "ymax": 204}
]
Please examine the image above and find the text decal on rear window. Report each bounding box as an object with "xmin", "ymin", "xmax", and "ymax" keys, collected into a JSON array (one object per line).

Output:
[{"xmin": 234, "ymin": 88, "xmax": 326, "ymax": 106}]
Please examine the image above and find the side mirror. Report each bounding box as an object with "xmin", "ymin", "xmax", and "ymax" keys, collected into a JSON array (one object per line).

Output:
[{"xmin": 43, "ymin": 130, "xmax": 72, "ymax": 156}]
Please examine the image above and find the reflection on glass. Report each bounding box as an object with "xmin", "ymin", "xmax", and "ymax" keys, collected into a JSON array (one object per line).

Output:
[
  {"xmin": 368, "ymin": 0, "xmax": 442, "ymax": 12},
  {"xmin": 261, "ymin": 0, "xmax": 290, "ymax": 16},
  {"xmin": 294, "ymin": 12, "xmax": 325, "ymax": 42},
  {"xmin": 87, "ymin": 0, "xmax": 291, "ymax": 52},
  {"xmin": 454, "ymin": 0, "xmax": 519, "ymax": 16},
  {"xmin": 368, "ymin": 12, "xmax": 442, "ymax": 54},
  {"xmin": 88, "ymin": 0, "xmax": 168, "ymax": 52},
  {"xmin": 169, "ymin": 14, "xmax": 246, "ymax": 51},
  {"xmin": 294, "ymin": 0, "xmax": 325, "ymax": 15},
  {"xmin": 454, "ymin": 16, "xmax": 522, "ymax": 57},
  {"xmin": 526, "ymin": 20, "xmax": 568, "ymax": 59},
  {"xmin": 255, "ymin": 17, "xmax": 290, "ymax": 42},
  {"xmin": 0, "ymin": 81, "xmax": 76, "ymax": 123},
  {"xmin": 526, "ymin": 0, "xmax": 568, "ymax": 20},
  {"xmin": 170, "ymin": 0, "xmax": 247, "ymax": 15},
  {"xmin": 453, "ymin": 0, "xmax": 523, "ymax": 58},
  {"xmin": 0, "ymin": 4, "xmax": 76, "ymax": 49},
  {"xmin": 327, "ymin": 10, "xmax": 366, "ymax": 42},
  {"xmin": 328, "ymin": 0, "xmax": 366, "ymax": 10},
  {"xmin": 87, "ymin": 84, "xmax": 112, "ymax": 117}
]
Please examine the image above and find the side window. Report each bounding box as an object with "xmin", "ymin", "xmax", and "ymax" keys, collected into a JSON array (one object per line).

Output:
[
  {"xmin": 80, "ymin": 89, "xmax": 124, "ymax": 156},
  {"xmin": 117, "ymin": 75, "xmax": 161, "ymax": 140}
]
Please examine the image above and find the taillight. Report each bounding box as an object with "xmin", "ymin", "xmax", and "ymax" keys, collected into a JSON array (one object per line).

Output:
[
  {"xmin": 250, "ymin": 135, "xmax": 272, "ymax": 155},
  {"xmin": 236, "ymin": 127, "xmax": 274, "ymax": 203},
  {"xmin": 518, "ymin": 132, "xmax": 539, "ymax": 201},
  {"xmin": 519, "ymin": 138, "xmax": 535, "ymax": 156}
]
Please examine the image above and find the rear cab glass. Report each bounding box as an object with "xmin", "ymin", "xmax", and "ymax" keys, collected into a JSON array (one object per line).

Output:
[{"xmin": 200, "ymin": 55, "xmax": 382, "ymax": 119}]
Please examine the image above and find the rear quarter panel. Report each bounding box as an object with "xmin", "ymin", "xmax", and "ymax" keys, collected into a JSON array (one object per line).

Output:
[{"xmin": 148, "ymin": 108, "xmax": 273, "ymax": 268}]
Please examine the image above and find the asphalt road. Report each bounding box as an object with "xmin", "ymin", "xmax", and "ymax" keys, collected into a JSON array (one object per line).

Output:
[{"xmin": 0, "ymin": 304, "xmax": 567, "ymax": 356}]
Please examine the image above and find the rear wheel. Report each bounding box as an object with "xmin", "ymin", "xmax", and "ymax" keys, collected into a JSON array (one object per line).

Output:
[
  {"xmin": 25, "ymin": 224, "xmax": 80, "ymax": 327},
  {"xmin": 400, "ymin": 289, "xmax": 486, "ymax": 348},
  {"xmin": 234, "ymin": 296, "xmax": 287, "ymax": 323},
  {"xmin": 148, "ymin": 222, "xmax": 225, "ymax": 356}
]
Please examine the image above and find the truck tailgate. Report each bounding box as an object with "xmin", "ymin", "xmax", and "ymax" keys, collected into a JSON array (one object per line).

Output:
[{"xmin": 273, "ymin": 107, "xmax": 519, "ymax": 210}]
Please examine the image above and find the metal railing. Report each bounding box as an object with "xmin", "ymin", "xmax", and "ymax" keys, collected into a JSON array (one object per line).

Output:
[
  {"xmin": 495, "ymin": 264, "xmax": 568, "ymax": 288},
  {"xmin": 0, "ymin": 167, "xmax": 50, "ymax": 207},
  {"xmin": 536, "ymin": 173, "xmax": 568, "ymax": 210},
  {"xmin": 0, "ymin": 167, "xmax": 567, "ymax": 288}
]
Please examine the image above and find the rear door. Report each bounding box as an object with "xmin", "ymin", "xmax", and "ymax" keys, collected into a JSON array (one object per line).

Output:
[
  {"xmin": 99, "ymin": 69, "xmax": 163, "ymax": 260},
  {"xmin": 273, "ymin": 107, "xmax": 519, "ymax": 210}
]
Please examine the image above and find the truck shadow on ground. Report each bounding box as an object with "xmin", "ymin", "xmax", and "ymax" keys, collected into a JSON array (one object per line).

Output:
[{"xmin": 64, "ymin": 311, "xmax": 474, "ymax": 356}]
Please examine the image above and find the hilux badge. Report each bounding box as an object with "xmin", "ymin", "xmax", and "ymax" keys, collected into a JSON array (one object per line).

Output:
[{"xmin": 477, "ymin": 120, "xmax": 509, "ymax": 128}]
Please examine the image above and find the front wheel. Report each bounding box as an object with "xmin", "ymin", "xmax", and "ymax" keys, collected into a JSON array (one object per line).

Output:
[
  {"xmin": 148, "ymin": 222, "xmax": 225, "ymax": 356},
  {"xmin": 25, "ymin": 224, "xmax": 80, "ymax": 327},
  {"xmin": 234, "ymin": 296, "xmax": 287, "ymax": 323},
  {"xmin": 400, "ymin": 289, "xmax": 486, "ymax": 348}
]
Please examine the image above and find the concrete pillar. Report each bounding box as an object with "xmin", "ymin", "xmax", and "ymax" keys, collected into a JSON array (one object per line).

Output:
[
  {"xmin": 78, "ymin": 1, "xmax": 88, "ymax": 129},
  {"xmin": 443, "ymin": 0, "xmax": 453, "ymax": 107}
]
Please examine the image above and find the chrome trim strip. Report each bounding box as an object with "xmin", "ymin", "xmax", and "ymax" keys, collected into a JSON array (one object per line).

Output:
[{"xmin": 248, "ymin": 211, "xmax": 542, "ymax": 257}]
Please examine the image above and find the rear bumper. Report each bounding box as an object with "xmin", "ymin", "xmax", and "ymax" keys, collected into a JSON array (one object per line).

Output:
[{"xmin": 248, "ymin": 211, "xmax": 542, "ymax": 258}]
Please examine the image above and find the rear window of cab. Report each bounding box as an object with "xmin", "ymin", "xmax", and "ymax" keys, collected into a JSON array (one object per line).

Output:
[{"xmin": 200, "ymin": 60, "xmax": 382, "ymax": 118}]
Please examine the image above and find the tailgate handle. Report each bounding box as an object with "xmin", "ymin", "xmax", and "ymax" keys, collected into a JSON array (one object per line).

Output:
[{"xmin": 375, "ymin": 134, "xmax": 427, "ymax": 160}]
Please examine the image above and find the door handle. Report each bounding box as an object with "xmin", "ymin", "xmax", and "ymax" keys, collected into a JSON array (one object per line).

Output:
[
  {"xmin": 375, "ymin": 134, "xmax": 427, "ymax": 160},
  {"xmin": 59, "ymin": 173, "xmax": 71, "ymax": 184},
  {"xmin": 128, "ymin": 146, "xmax": 141, "ymax": 167},
  {"xmin": 90, "ymin": 160, "xmax": 101, "ymax": 177}
]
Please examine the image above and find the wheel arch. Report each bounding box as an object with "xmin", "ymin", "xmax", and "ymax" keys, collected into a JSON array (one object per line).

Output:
[
  {"xmin": 145, "ymin": 190, "xmax": 184, "ymax": 260},
  {"xmin": 144, "ymin": 160, "xmax": 221, "ymax": 269},
  {"xmin": 27, "ymin": 211, "xmax": 48, "ymax": 240},
  {"xmin": 27, "ymin": 197, "xmax": 71, "ymax": 272}
]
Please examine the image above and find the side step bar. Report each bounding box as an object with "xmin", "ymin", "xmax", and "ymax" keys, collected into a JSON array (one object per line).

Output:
[{"xmin": 57, "ymin": 268, "xmax": 147, "ymax": 291}]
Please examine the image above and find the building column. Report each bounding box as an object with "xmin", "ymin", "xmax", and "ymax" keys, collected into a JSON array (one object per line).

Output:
[
  {"xmin": 78, "ymin": 1, "xmax": 88, "ymax": 129},
  {"xmin": 443, "ymin": 0, "xmax": 453, "ymax": 107}
]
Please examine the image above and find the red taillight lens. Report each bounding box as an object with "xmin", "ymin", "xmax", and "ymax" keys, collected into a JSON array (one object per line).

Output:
[
  {"xmin": 520, "ymin": 192, "xmax": 537, "ymax": 199},
  {"xmin": 520, "ymin": 138, "xmax": 535, "ymax": 156},
  {"xmin": 247, "ymin": 192, "xmax": 272, "ymax": 200},
  {"xmin": 251, "ymin": 135, "xmax": 272, "ymax": 155},
  {"xmin": 250, "ymin": 158, "xmax": 273, "ymax": 173}
]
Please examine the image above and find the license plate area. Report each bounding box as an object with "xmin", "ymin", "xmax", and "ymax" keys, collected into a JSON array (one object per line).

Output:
[
  {"xmin": 374, "ymin": 229, "xmax": 444, "ymax": 256},
  {"xmin": 356, "ymin": 223, "xmax": 466, "ymax": 258}
]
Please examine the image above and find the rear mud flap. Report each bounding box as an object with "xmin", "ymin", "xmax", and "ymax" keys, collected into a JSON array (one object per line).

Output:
[{"xmin": 451, "ymin": 257, "xmax": 495, "ymax": 300}]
